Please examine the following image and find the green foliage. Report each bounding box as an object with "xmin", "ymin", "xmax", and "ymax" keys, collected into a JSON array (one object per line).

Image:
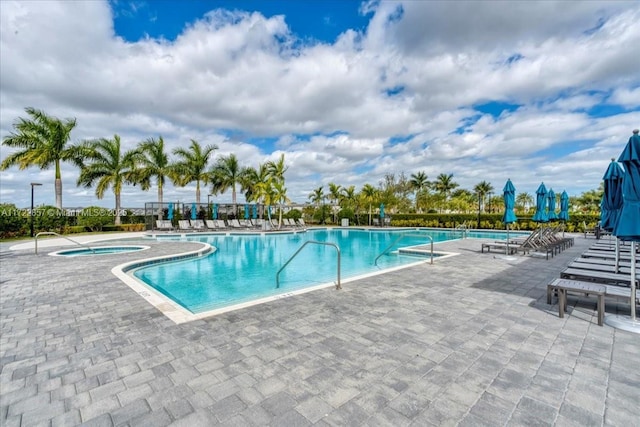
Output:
[
  {"xmin": 0, "ymin": 204, "xmax": 26, "ymax": 238},
  {"xmin": 32, "ymin": 205, "xmax": 69, "ymax": 234},
  {"xmin": 76, "ymin": 206, "xmax": 114, "ymax": 231}
]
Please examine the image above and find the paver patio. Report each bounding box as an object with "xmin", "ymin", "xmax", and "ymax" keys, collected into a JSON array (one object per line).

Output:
[{"xmin": 1, "ymin": 232, "xmax": 638, "ymax": 426}]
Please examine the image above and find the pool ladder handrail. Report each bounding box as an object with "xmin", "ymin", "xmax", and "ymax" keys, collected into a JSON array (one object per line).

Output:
[
  {"xmin": 456, "ymin": 222, "xmax": 468, "ymax": 238},
  {"xmin": 374, "ymin": 232, "xmax": 434, "ymax": 266},
  {"xmin": 35, "ymin": 231, "xmax": 96, "ymax": 255},
  {"xmin": 276, "ymin": 240, "xmax": 341, "ymax": 290}
]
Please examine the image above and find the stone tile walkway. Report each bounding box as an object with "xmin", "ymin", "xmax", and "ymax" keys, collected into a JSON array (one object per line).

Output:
[{"xmin": 1, "ymin": 233, "xmax": 638, "ymax": 426}]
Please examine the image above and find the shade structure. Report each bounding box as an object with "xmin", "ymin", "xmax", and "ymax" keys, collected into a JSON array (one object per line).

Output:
[
  {"xmin": 501, "ymin": 179, "xmax": 517, "ymax": 257},
  {"xmin": 380, "ymin": 203, "xmax": 385, "ymax": 218},
  {"xmin": 606, "ymin": 130, "xmax": 640, "ymax": 332},
  {"xmin": 252, "ymin": 204, "xmax": 257, "ymax": 219},
  {"xmin": 191, "ymin": 203, "xmax": 197, "ymax": 220},
  {"xmin": 244, "ymin": 204, "xmax": 249, "ymax": 219},
  {"xmin": 601, "ymin": 159, "xmax": 625, "ymax": 232},
  {"xmin": 532, "ymin": 183, "xmax": 548, "ymax": 223},
  {"xmin": 212, "ymin": 204, "xmax": 218, "ymax": 219},
  {"xmin": 558, "ymin": 191, "xmax": 569, "ymax": 222},
  {"xmin": 547, "ymin": 189, "xmax": 557, "ymax": 221},
  {"xmin": 167, "ymin": 203, "xmax": 174, "ymax": 220}
]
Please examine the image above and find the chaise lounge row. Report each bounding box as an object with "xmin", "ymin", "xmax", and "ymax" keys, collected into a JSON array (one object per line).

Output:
[{"xmin": 155, "ymin": 218, "xmax": 307, "ymax": 232}]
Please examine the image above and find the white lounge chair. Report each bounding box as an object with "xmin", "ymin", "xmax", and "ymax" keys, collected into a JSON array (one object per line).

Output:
[
  {"xmin": 190, "ymin": 219, "xmax": 206, "ymax": 231},
  {"xmin": 155, "ymin": 220, "xmax": 174, "ymax": 231}
]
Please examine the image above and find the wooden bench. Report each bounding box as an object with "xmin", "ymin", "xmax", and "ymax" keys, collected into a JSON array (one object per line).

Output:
[{"xmin": 547, "ymin": 278, "xmax": 606, "ymax": 326}]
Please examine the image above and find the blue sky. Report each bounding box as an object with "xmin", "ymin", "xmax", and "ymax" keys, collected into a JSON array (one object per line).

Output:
[{"xmin": 1, "ymin": 0, "xmax": 639, "ymax": 208}]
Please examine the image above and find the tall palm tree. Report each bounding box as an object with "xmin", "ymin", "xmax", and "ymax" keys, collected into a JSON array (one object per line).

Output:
[
  {"xmin": 309, "ymin": 186, "xmax": 324, "ymax": 208},
  {"xmin": 433, "ymin": 173, "xmax": 459, "ymax": 211},
  {"xmin": 1, "ymin": 107, "xmax": 79, "ymax": 209},
  {"xmin": 132, "ymin": 136, "xmax": 173, "ymax": 218},
  {"xmin": 171, "ymin": 139, "xmax": 218, "ymax": 204},
  {"xmin": 328, "ymin": 182, "xmax": 342, "ymax": 223},
  {"xmin": 210, "ymin": 154, "xmax": 246, "ymax": 216},
  {"xmin": 515, "ymin": 192, "xmax": 533, "ymax": 213},
  {"xmin": 267, "ymin": 153, "xmax": 288, "ymax": 184},
  {"xmin": 272, "ymin": 180, "xmax": 290, "ymax": 229},
  {"xmin": 473, "ymin": 180, "xmax": 494, "ymax": 213},
  {"xmin": 361, "ymin": 183, "xmax": 378, "ymax": 226},
  {"xmin": 409, "ymin": 171, "xmax": 429, "ymax": 212},
  {"xmin": 241, "ymin": 163, "xmax": 268, "ymax": 205},
  {"xmin": 76, "ymin": 135, "xmax": 136, "ymax": 225}
]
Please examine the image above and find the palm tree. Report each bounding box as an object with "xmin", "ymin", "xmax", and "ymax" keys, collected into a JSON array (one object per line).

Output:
[
  {"xmin": 434, "ymin": 173, "xmax": 459, "ymax": 200},
  {"xmin": 309, "ymin": 186, "xmax": 324, "ymax": 208},
  {"xmin": 409, "ymin": 171, "xmax": 429, "ymax": 211},
  {"xmin": 328, "ymin": 182, "xmax": 342, "ymax": 223},
  {"xmin": 241, "ymin": 163, "xmax": 268, "ymax": 206},
  {"xmin": 473, "ymin": 180, "xmax": 494, "ymax": 213},
  {"xmin": 210, "ymin": 154, "xmax": 244, "ymax": 212},
  {"xmin": 272, "ymin": 180, "xmax": 290, "ymax": 229},
  {"xmin": 516, "ymin": 192, "xmax": 533, "ymax": 213},
  {"xmin": 132, "ymin": 136, "xmax": 173, "ymax": 218},
  {"xmin": 267, "ymin": 153, "xmax": 288, "ymax": 184},
  {"xmin": 76, "ymin": 135, "xmax": 136, "ymax": 225},
  {"xmin": 361, "ymin": 183, "xmax": 378, "ymax": 226},
  {"xmin": 1, "ymin": 107, "xmax": 79, "ymax": 209},
  {"xmin": 171, "ymin": 139, "xmax": 218, "ymax": 204}
]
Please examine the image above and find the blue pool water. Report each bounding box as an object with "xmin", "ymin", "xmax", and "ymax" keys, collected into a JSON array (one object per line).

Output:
[{"xmin": 134, "ymin": 228, "xmax": 522, "ymax": 313}]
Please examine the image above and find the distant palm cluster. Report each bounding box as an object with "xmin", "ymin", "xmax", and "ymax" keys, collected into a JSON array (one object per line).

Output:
[{"xmin": 2, "ymin": 108, "xmax": 603, "ymax": 227}]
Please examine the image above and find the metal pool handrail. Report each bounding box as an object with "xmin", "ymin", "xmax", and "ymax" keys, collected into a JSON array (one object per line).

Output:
[
  {"xmin": 374, "ymin": 232, "xmax": 434, "ymax": 266},
  {"xmin": 35, "ymin": 231, "xmax": 96, "ymax": 255},
  {"xmin": 276, "ymin": 240, "xmax": 341, "ymax": 290}
]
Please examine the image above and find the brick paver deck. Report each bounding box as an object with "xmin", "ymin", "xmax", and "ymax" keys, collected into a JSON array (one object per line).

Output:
[{"xmin": 1, "ymin": 233, "xmax": 638, "ymax": 426}]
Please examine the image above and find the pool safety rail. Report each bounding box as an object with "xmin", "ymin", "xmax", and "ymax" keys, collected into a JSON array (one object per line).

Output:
[
  {"xmin": 35, "ymin": 231, "xmax": 95, "ymax": 255},
  {"xmin": 456, "ymin": 222, "xmax": 468, "ymax": 238},
  {"xmin": 375, "ymin": 232, "xmax": 434, "ymax": 266},
  {"xmin": 276, "ymin": 241, "xmax": 341, "ymax": 290}
]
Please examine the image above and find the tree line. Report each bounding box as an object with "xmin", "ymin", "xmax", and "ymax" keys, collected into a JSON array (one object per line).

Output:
[{"xmin": 1, "ymin": 108, "xmax": 604, "ymax": 227}]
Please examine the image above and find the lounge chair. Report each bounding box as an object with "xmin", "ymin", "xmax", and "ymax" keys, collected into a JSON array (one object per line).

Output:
[
  {"xmin": 297, "ymin": 218, "xmax": 307, "ymax": 228},
  {"xmin": 178, "ymin": 220, "xmax": 193, "ymax": 231},
  {"xmin": 205, "ymin": 220, "xmax": 219, "ymax": 230},
  {"xmin": 190, "ymin": 219, "xmax": 206, "ymax": 231},
  {"xmin": 215, "ymin": 220, "xmax": 229, "ymax": 229},
  {"xmin": 583, "ymin": 221, "xmax": 598, "ymax": 238},
  {"xmin": 155, "ymin": 220, "xmax": 174, "ymax": 231}
]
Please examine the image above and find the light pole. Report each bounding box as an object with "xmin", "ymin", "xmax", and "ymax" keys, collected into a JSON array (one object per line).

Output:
[{"xmin": 30, "ymin": 183, "xmax": 42, "ymax": 238}]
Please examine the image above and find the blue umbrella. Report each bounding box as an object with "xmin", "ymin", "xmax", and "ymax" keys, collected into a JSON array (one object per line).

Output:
[
  {"xmin": 501, "ymin": 179, "xmax": 517, "ymax": 254},
  {"xmin": 212, "ymin": 203, "xmax": 218, "ymax": 220},
  {"xmin": 252, "ymin": 204, "xmax": 257, "ymax": 219},
  {"xmin": 532, "ymin": 183, "xmax": 548, "ymax": 223},
  {"xmin": 547, "ymin": 189, "xmax": 557, "ymax": 221},
  {"xmin": 602, "ymin": 159, "xmax": 625, "ymax": 233},
  {"xmin": 244, "ymin": 204, "xmax": 249, "ymax": 220},
  {"xmin": 380, "ymin": 203, "xmax": 385, "ymax": 226},
  {"xmin": 558, "ymin": 191, "xmax": 569, "ymax": 222},
  {"xmin": 610, "ymin": 129, "xmax": 640, "ymax": 327},
  {"xmin": 191, "ymin": 203, "xmax": 197, "ymax": 220},
  {"xmin": 167, "ymin": 202, "xmax": 174, "ymax": 220}
]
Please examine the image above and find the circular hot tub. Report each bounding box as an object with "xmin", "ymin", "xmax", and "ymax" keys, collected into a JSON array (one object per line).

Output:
[{"xmin": 50, "ymin": 245, "xmax": 149, "ymax": 257}]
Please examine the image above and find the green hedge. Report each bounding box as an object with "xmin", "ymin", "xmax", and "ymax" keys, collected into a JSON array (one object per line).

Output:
[{"xmin": 389, "ymin": 213, "xmax": 600, "ymax": 232}]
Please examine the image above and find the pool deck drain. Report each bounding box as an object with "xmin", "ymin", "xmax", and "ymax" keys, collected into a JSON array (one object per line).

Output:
[{"xmin": 1, "ymin": 233, "xmax": 639, "ymax": 426}]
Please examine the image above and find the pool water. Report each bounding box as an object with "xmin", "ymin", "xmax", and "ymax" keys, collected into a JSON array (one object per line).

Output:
[{"xmin": 134, "ymin": 228, "xmax": 521, "ymax": 314}]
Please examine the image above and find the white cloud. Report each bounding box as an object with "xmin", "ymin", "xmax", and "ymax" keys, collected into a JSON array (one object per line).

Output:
[{"xmin": 0, "ymin": 0, "xmax": 639, "ymax": 209}]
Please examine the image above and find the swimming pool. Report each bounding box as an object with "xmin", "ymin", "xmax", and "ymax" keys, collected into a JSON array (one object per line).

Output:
[{"xmin": 128, "ymin": 228, "xmax": 521, "ymax": 319}]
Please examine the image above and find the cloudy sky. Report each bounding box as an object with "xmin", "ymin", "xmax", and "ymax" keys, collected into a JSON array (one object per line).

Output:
[{"xmin": 1, "ymin": 0, "xmax": 639, "ymax": 209}]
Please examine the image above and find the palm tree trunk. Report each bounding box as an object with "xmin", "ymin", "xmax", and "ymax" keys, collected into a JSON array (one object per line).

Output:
[
  {"xmin": 157, "ymin": 182, "xmax": 163, "ymax": 220},
  {"xmin": 115, "ymin": 192, "xmax": 122, "ymax": 225},
  {"xmin": 196, "ymin": 180, "xmax": 201, "ymax": 205},
  {"xmin": 55, "ymin": 160, "xmax": 62, "ymax": 210}
]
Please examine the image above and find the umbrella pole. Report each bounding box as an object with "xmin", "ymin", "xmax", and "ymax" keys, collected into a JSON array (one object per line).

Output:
[
  {"xmin": 506, "ymin": 224, "xmax": 509, "ymax": 255},
  {"xmin": 615, "ymin": 239, "xmax": 620, "ymax": 273},
  {"xmin": 631, "ymin": 242, "xmax": 636, "ymax": 321}
]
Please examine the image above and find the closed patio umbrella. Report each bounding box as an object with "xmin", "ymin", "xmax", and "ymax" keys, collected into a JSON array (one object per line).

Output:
[
  {"xmin": 558, "ymin": 191, "xmax": 569, "ymax": 222},
  {"xmin": 547, "ymin": 188, "xmax": 557, "ymax": 221},
  {"xmin": 167, "ymin": 203, "xmax": 174, "ymax": 220},
  {"xmin": 532, "ymin": 183, "xmax": 548, "ymax": 223},
  {"xmin": 191, "ymin": 203, "xmax": 197, "ymax": 220},
  {"xmin": 601, "ymin": 159, "xmax": 625, "ymax": 233},
  {"xmin": 212, "ymin": 203, "xmax": 218, "ymax": 220},
  {"xmin": 252, "ymin": 204, "xmax": 257, "ymax": 219},
  {"xmin": 244, "ymin": 204, "xmax": 249, "ymax": 220},
  {"xmin": 380, "ymin": 203, "xmax": 385, "ymax": 226},
  {"xmin": 606, "ymin": 129, "xmax": 640, "ymax": 333},
  {"xmin": 501, "ymin": 179, "xmax": 517, "ymax": 256}
]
